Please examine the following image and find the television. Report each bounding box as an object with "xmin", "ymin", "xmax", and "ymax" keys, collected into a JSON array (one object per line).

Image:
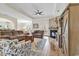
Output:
[{"xmin": 50, "ymin": 30, "xmax": 57, "ymax": 38}]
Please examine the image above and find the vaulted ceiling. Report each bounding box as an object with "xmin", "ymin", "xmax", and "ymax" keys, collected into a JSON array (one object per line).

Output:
[{"xmin": 0, "ymin": 3, "xmax": 68, "ymax": 19}]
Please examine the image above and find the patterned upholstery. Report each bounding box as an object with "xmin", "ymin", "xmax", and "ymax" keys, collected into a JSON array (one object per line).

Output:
[
  {"xmin": 0, "ymin": 39, "xmax": 31, "ymax": 56},
  {"xmin": 0, "ymin": 39, "xmax": 43, "ymax": 56}
]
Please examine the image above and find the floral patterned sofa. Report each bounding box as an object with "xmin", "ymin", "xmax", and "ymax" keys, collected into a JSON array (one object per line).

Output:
[{"xmin": 0, "ymin": 39, "xmax": 42, "ymax": 56}]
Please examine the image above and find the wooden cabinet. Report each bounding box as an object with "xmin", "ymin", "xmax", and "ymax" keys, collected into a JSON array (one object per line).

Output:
[
  {"xmin": 69, "ymin": 4, "xmax": 79, "ymax": 55},
  {"xmin": 60, "ymin": 4, "xmax": 79, "ymax": 56}
]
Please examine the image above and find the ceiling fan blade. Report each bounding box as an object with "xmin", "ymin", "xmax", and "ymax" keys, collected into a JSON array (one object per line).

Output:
[{"xmin": 34, "ymin": 9, "xmax": 44, "ymax": 15}]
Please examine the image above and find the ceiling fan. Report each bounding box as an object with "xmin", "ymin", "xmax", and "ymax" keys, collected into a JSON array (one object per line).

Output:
[{"xmin": 34, "ymin": 9, "xmax": 44, "ymax": 15}]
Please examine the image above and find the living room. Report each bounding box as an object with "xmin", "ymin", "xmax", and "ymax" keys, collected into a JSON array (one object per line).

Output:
[{"xmin": 0, "ymin": 3, "xmax": 69, "ymax": 56}]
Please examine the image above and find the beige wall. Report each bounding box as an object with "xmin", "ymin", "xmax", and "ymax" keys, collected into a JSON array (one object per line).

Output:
[{"xmin": 32, "ymin": 18, "xmax": 50, "ymax": 36}]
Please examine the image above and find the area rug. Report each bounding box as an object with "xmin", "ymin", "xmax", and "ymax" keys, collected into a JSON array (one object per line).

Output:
[{"xmin": 36, "ymin": 38, "xmax": 47, "ymax": 50}]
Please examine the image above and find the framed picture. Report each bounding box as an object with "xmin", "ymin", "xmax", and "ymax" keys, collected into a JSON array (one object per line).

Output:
[{"xmin": 33, "ymin": 23, "xmax": 39, "ymax": 28}]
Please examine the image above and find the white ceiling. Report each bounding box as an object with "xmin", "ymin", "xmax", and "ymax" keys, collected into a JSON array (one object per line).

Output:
[{"xmin": 0, "ymin": 3, "xmax": 68, "ymax": 19}]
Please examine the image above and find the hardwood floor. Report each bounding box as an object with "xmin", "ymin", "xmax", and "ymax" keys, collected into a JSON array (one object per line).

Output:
[
  {"xmin": 42, "ymin": 36, "xmax": 64, "ymax": 56},
  {"xmin": 32, "ymin": 36, "xmax": 64, "ymax": 56},
  {"xmin": 42, "ymin": 36, "xmax": 50, "ymax": 55}
]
